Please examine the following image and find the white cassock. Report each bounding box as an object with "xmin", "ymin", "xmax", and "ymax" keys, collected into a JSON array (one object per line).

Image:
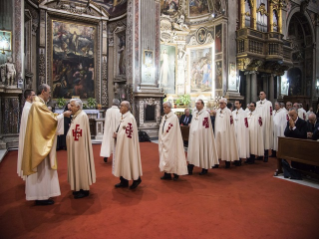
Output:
[
  {"xmin": 247, "ymin": 110, "xmax": 264, "ymax": 156},
  {"xmin": 100, "ymin": 106, "xmax": 121, "ymax": 158},
  {"xmin": 187, "ymin": 109, "xmax": 218, "ymax": 169},
  {"xmin": 245, "ymin": 108, "xmax": 250, "ymax": 114},
  {"xmin": 232, "ymin": 108, "xmax": 250, "ymax": 159},
  {"xmin": 113, "ymin": 111, "xmax": 143, "ymax": 180},
  {"xmin": 159, "ymin": 111, "xmax": 188, "ymax": 175},
  {"xmin": 272, "ymin": 108, "xmax": 288, "ymax": 151},
  {"xmin": 17, "ymin": 101, "xmax": 32, "ymax": 180},
  {"xmin": 256, "ymin": 99, "xmax": 273, "ymax": 150},
  {"xmin": 26, "ymin": 114, "xmax": 64, "ymax": 201},
  {"xmin": 66, "ymin": 110, "xmax": 96, "ymax": 191},
  {"xmin": 215, "ymin": 108, "xmax": 239, "ymax": 162},
  {"xmin": 298, "ymin": 108, "xmax": 308, "ymax": 121}
]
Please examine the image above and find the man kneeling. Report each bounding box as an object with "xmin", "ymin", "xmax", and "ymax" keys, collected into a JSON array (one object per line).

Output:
[{"xmin": 66, "ymin": 99, "xmax": 96, "ymax": 199}]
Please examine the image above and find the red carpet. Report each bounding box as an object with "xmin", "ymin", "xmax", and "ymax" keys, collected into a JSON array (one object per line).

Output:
[{"xmin": 0, "ymin": 143, "xmax": 319, "ymax": 239}]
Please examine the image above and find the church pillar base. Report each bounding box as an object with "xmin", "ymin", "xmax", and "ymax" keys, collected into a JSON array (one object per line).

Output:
[{"xmin": 225, "ymin": 91, "xmax": 244, "ymax": 101}]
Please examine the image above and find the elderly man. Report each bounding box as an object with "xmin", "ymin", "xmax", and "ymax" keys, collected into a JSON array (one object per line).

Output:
[
  {"xmin": 187, "ymin": 99, "xmax": 218, "ymax": 175},
  {"xmin": 256, "ymin": 91, "xmax": 273, "ymax": 162},
  {"xmin": 180, "ymin": 108, "xmax": 192, "ymax": 126},
  {"xmin": 280, "ymin": 102, "xmax": 287, "ymax": 113},
  {"xmin": 215, "ymin": 98, "xmax": 239, "ymax": 168},
  {"xmin": 232, "ymin": 100, "xmax": 249, "ymax": 165},
  {"xmin": 306, "ymin": 112, "xmax": 318, "ymax": 139},
  {"xmin": 66, "ymin": 99, "xmax": 96, "ymax": 199},
  {"xmin": 246, "ymin": 102, "xmax": 264, "ymax": 164},
  {"xmin": 113, "ymin": 101, "xmax": 143, "ymax": 189},
  {"xmin": 22, "ymin": 84, "xmax": 71, "ymax": 205},
  {"xmin": 284, "ymin": 108, "xmax": 307, "ymax": 139},
  {"xmin": 272, "ymin": 102, "xmax": 288, "ymax": 158},
  {"xmin": 159, "ymin": 102, "xmax": 188, "ymax": 180},
  {"xmin": 17, "ymin": 89, "xmax": 36, "ymax": 180},
  {"xmin": 100, "ymin": 99, "xmax": 121, "ymax": 163},
  {"xmin": 286, "ymin": 101, "xmax": 292, "ymax": 111}
]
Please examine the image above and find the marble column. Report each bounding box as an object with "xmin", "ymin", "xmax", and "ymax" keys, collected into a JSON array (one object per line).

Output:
[
  {"xmin": 251, "ymin": 72, "xmax": 258, "ymax": 102},
  {"xmin": 14, "ymin": 0, "xmax": 24, "ymax": 81},
  {"xmin": 245, "ymin": 73, "xmax": 251, "ymax": 104},
  {"xmin": 269, "ymin": 74, "xmax": 275, "ymax": 103}
]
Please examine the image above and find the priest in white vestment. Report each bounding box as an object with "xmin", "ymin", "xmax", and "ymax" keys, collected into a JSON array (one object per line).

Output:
[
  {"xmin": 256, "ymin": 91, "xmax": 273, "ymax": 162},
  {"xmin": 17, "ymin": 89, "xmax": 35, "ymax": 180},
  {"xmin": 232, "ymin": 100, "xmax": 250, "ymax": 165},
  {"xmin": 100, "ymin": 99, "xmax": 121, "ymax": 163},
  {"xmin": 66, "ymin": 99, "xmax": 96, "ymax": 199},
  {"xmin": 159, "ymin": 102, "xmax": 188, "ymax": 180},
  {"xmin": 187, "ymin": 99, "xmax": 218, "ymax": 175},
  {"xmin": 272, "ymin": 102, "xmax": 288, "ymax": 157},
  {"xmin": 215, "ymin": 98, "xmax": 239, "ymax": 168},
  {"xmin": 22, "ymin": 84, "xmax": 71, "ymax": 205},
  {"xmin": 246, "ymin": 102, "xmax": 264, "ymax": 164},
  {"xmin": 298, "ymin": 103, "xmax": 308, "ymax": 121},
  {"xmin": 113, "ymin": 101, "xmax": 143, "ymax": 189}
]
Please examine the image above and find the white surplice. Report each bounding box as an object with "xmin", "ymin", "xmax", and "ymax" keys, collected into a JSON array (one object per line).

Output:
[
  {"xmin": 232, "ymin": 108, "xmax": 250, "ymax": 159},
  {"xmin": 159, "ymin": 111, "xmax": 188, "ymax": 175},
  {"xmin": 298, "ymin": 108, "xmax": 308, "ymax": 121},
  {"xmin": 25, "ymin": 113, "xmax": 64, "ymax": 201},
  {"xmin": 100, "ymin": 106, "xmax": 121, "ymax": 158},
  {"xmin": 215, "ymin": 107, "xmax": 239, "ymax": 162},
  {"xmin": 187, "ymin": 109, "xmax": 218, "ymax": 169},
  {"xmin": 256, "ymin": 99, "xmax": 273, "ymax": 150},
  {"xmin": 17, "ymin": 101, "xmax": 32, "ymax": 180},
  {"xmin": 272, "ymin": 108, "xmax": 288, "ymax": 151},
  {"xmin": 247, "ymin": 110, "xmax": 264, "ymax": 156}
]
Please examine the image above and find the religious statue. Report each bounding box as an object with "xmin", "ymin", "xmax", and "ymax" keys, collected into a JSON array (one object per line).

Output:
[
  {"xmin": 173, "ymin": 15, "xmax": 190, "ymax": 32},
  {"xmin": 0, "ymin": 57, "xmax": 16, "ymax": 87}
]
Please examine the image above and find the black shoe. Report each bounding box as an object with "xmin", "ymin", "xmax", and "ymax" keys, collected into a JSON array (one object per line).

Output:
[
  {"xmin": 130, "ymin": 178, "xmax": 142, "ymax": 190},
  {"xmin": 244, "ymin": 159, "xmax": 250, "ymax": 164},
  {"xmin": 74, "ymin": 191, "xmax": 89, "ymax": 199},
  {"xmin": 104, "ymin": 157, "xmax": 108, "ymax": 163},
  {"xmin": 173, "ymin": 174, "xmax": 179, "ymax": 180},
  {"xmin": 199, "ymin": 169, "xmax": 208, "ymax": 175},
  {"xmin": 72, "ymin": 191, "xmax": 81, "ymax": 195},
  {"xmin": 115, "ymin": 177, "xmax": 129, "ymax": 188},
  {"xmin": 256, "ymin": 156, "xmax": 263, "ymax": 160},
  {"xmin": 161, "ymin": 173, "xmax": 172, "ymax": 180},
  {"xmin": 212, "ymin": 164, "xmax": 219, "ymax": 168},
  {"xmin": 225, "ymin": 162, "xmax": 230, "ymax": 168},
  {"xmin": 264, "ymin": 150, "xmax": 269, "ymax": 162},
  {"xmin": 187, "ymin": 164, "xmax": 194, "ymax": 175},
  {"xmin": 234, "ymin": 160, "xmax": 241, "ymax": 166},
  {"xmin": 35, "ymin": 199, "xmax": 54, "ymax": 206},
  {"xmin": 270, "ymin": 151, "xmax": 277, "ymax": 158}
]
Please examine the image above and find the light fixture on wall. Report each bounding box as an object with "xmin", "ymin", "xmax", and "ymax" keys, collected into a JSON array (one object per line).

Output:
[
  {"xmin": 211, "ymin": 12, "xmax": 216, "ymax": 18},
  {"xmin": 0, "ymin": 30, "xmax": 11, "ymax": 54},
  {"xmin": 316, "ymin": 78, "xmax": 319, "ymax": 93}
]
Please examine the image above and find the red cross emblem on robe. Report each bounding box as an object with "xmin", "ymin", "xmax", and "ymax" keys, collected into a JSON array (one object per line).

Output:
[
  {"xmin": 258, "ymin": 117, "xmax": 263, "ymax": 126},
  {"xmin": 270, "ymin": 106, "xmax": 273, "ymax": 116},
  {"xmin": 72, "ymin": 124, "xmax": 82, "ymax": 141},
  {"xmin": 244, "ymin": 117, "xmax": 248, "ymax": 128},
  {"xmin": 125, "ymin": 123, "xmax": 133, "ymax": 138},
  {"xmin": 286, "ymin": 114, "xmax": 289, "ymax": 121},
  {"xmin": 166, "ymin": 123, "xmax": 173, "ymax": 133},
  {"xmin": 203, "ymin": 117, "xmax": 209, "ymax": 128},
  {"xmin": 230, "ymin": 115, "xmax": 233, "ymax": 125}
]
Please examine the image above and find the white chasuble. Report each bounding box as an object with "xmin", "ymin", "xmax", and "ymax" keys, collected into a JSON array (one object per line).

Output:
[
  {"xmin": 100, "ymin": 106, "xmax": 121, "ymax": 158},
  {"xmin": 232, "ymin": 108, "xmax": 250, "ymax": 159},
  {"xmin": 187, "ymin": 109, "xmax": 218, "ymax": 169},
  {"xmin": 256, "ymin": 99, "xmax": 274, "ymax": 150},
  {"xmin": 159, "ymin": 111, "xmax": 188, "ymax": 175},
  {"xmin": 215, "ymin": 108, "xmax": 239, "ymax": 162},
  {"xmin": 247, "ymin": 110, "xmax": 264, "ymax": 156},
  {"xmin": 113, "ymin": 111, "xmax": 143, "ymax": 180},
  {"xmin": 26, "ymin": 114, "xmax": 64, "ymax": 201},
  {"xmin": 17, "ymin": 101, "xmax": 32, "ymax": 180},
  {"xmin": 66, "ymin": 110, "xmax": 96, "ymax": 191},
  {"xmin": 272, "ymin": 108, "xmax": 288, "ymax": 151}
]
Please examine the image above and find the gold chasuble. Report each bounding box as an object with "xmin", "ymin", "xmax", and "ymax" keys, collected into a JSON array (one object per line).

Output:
[{"xmin": 22, "ymin": 96, "xmax": 58, "ymax": 176}]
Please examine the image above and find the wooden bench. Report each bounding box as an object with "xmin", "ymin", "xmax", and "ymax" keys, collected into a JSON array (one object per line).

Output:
[{"xmin": 275, "ymin": 137, "xmax": 319, "ymax": 176}]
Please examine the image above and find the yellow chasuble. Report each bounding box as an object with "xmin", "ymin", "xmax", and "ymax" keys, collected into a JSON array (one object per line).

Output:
[{"xmin": 22, "ymin": 96, "xmax": 58, "ymax": 176}]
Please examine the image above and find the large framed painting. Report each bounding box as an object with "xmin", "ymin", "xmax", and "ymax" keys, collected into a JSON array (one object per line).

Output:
[
  {"xmin": 159, "ymin": 44, "xmax": 176, "ymax": 94},
  {"xmin": 141, "ymin": 49, "xmax": 155, "ymax": 85},
  {"xmin": 215, "ymin": 24, "xmax": 222, "ymax": 53},
  {"xmin": 215, "ymin": 61, "xmax": 223, "ymax": 90},
  {"xmin": 188, "ymin": 46, "xmax": 213, "ymax": 93},
  {"xmin": 188, "ymin": 0, "xmax": 210, "ymax": 18},
  {"xmin": 51, "ymin": 20, "xmax": 96, "ymax": 99},
  {"xmin": 161, "ymin": 0, "xmax": 179, "ymax": 15}
]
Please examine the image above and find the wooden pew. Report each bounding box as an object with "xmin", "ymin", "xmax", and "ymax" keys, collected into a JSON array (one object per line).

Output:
[
  {"xmin": 275, "ymin": 137, "xmax": 319, "ymax": 176},
  {"xmin": 180, "ymin": 126, "xmax": 189, "ymax": 141}
]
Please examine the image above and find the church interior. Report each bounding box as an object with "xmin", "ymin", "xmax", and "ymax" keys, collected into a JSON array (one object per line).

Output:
[{"xmin": 0, "ymin": 0, "xmax": 319, "ymax": 238}]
